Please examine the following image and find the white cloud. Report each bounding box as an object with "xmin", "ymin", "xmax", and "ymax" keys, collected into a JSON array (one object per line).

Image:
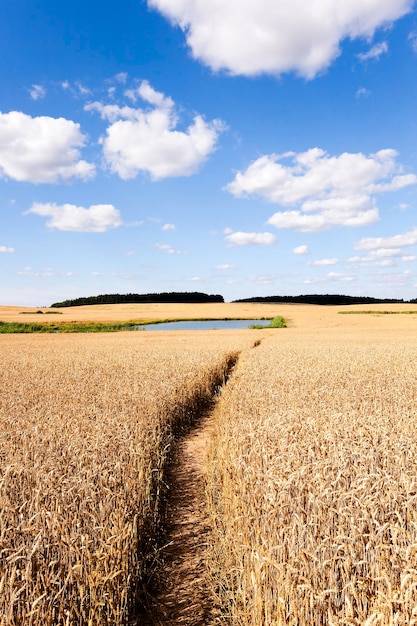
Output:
[
  {"xmin": 0, "ymin": 111, "xmax": 95, "ymax": 183},
  {"xmin": 215, "ymin": 264, "xmax": 236, "ymax": 270},
  {"xmin": 85, "ymin": 101, "xmax": 138, "ymax": 123},
  {"xmin": 76, "ymin": 82, "xmax": 91, "ymax": 96},
  {"xmin": 60, "ymin": 81, "xmax": 91, "ymax": 98},
  {"xmin": 154, "ymin": 242, "xmax": 186, "ymax": 254},
  {"xmin": 137, "ymin": 80, "xmax": 173, "ymax": 107},
  {"xmin": 226, "ymin": 148, "xmax": 416, "ymax": 232},
  {"xmin": 250, "ymin": 274, "xmax": 277, "ymax": 285},
  {"xmin": 0, "ymin": 245, "xmax": 14, "ymax": 253},
  {"xmin": 310, "ymin": 258, "xmax": 339, "ymax": 266},
  {"xmin": 17, "ymin": 266, "xmax": 38, "ymax": 277},
  {"xmin": 348, "ymin": 253, "xmax": 397, "ymax": 267},
  {"xmin": 155, "ymin": 243, "xmax": 176, "ymax": 254},
  {"xmin": 355, "ymin": 227, "xmax": 417, "ymax": 251},
  {"xmin": 268, "ymin": 207, "xmax": 379, "ymax": 233},
  {"xmin": 148, "ymin": 0, "xmax": 412, "ymax": 78},
  {"xmin": 115, "ymin": 72, "xmax": 128, "ymax": 84},
  {"xmin": 348, "ymin": 244, "xmax": 417, "ymax": 267},
  {"xmin": 293, "ymin": 245, "xmax": 309, "ymax": 255},
  {"xmin": 356, "ymin": 87, "xmax": 371, "ymax": 98},
  {"xmin": 372, "ymin": 270, "xmax": 413, "ymax": 286},
  {"xmin": 224, "ymin": 230, "xmax": 276, "ymax": 246},
  {"xmin": 409, "ymin": 31, "xmax": 417, "ymax": 52},
  {"xmin": 111, "ymin": 272, "xmax": 142, "ymax": 280},
  {"xmin": 17, "ymin": 266, "xmax": 75, "ymax": 278},
  {"xmin": 357, "ymin": 41, "xmax": 389, "ymax": 62},
  {"xmin": 25, "ymin": 203, "xmax": 122, "ymax": 232},
  {"xmin": 304, "ymin": 272, "xmax": 356, "ymax": 284},
  {"xmin": 86, "ymin": 80, "xmax": 223, "ymax": 180},
  {"xmin": 29, "ymin": 84, "xmax": 46, "ymax": 100},
  {"xmin": 162, "ymin": 223, "xmax": 176, "ymax": 231},
  {"xmin": 370, "ymin": 248, "xmax": 404, "ymax": 258}
]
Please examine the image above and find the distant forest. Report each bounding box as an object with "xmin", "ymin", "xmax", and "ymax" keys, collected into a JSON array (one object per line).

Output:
[
  {"xmin": 50, "ymin": 292, "xmax": 225, "ymax": 308},
  {"xmin": 50, "ymin": 292, "xmax": 417, "ymax": 308},
  {"xmin": 233, "ymin": 294, "xmax": 409, "ymax": 305}
]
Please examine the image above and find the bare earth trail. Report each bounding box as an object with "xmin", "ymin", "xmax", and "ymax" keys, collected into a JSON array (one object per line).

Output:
[{"xmin": 139, "ymin": 409, "xmax": 218, "ymax": 625}]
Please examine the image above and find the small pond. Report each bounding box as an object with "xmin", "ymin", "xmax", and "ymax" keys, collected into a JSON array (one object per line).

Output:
[{"xmin": 137, "ymin": 319, "xmax": 271, "ymax": 331}]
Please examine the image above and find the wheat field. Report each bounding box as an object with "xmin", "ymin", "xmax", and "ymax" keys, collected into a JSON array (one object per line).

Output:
[
  {"xmin": 2, "ymin": 305, "xmax": 417, "ymax": 625},
  {"xmin": 0, "ymin": 331, "xmax": 254, "ymax": 625},
  {"xmin": 207, "ymin": 329, "xmax": 417, "ymax": 625}
]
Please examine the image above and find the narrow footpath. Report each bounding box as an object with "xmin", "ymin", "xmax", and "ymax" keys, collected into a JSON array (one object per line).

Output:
[{"xmin": 140, "ymin": 408, "xmax": 217, "ymax": 625}]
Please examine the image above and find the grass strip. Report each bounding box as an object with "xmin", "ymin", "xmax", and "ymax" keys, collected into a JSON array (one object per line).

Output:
[
  {"xmin": 0, "ymin": 316, "xmax": 286, "ymax": 333},
  {"xmin": 339, "ymin": 310, "xmax": 417, "ymax": 315},
  {"xmin": 19, "ymin": 310, "xmax": 63, "ymax": 315},
  {"xmin": 250, "ymin": 316, "xmax": 286, "ymax": 329},
  {"xmin": 0, "ymin": 321, "xmax": 143, "ymax": 333}
]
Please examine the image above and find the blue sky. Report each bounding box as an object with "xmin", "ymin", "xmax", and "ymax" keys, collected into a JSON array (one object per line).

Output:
[{"xmin": 2, "ymin": 0, "xmax": 417, "ymax": 305}]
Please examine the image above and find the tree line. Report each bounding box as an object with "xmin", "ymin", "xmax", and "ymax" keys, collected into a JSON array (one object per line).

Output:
[
  {"xmin": 233, "ymin": 294, "xmax": 407, "ymax": 305},
  {"xmin": 51, "ymin": 292, "xmax": 225, "ymax": 308}
]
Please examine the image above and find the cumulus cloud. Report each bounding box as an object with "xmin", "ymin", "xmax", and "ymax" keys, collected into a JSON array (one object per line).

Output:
[
  {"xmin": 357, "ymin": 41, "xmax": 389, "ymax": 62},
  {"xmin": 293, "ymin": 245, "xmax": 309, "ymax": 255},
  {"xmin": 409, "ymin": 31, "xmax": 417, "ymax": 52},
  {"xmin": 0, "ymin": 245, "xmax": 14, "ymax": 253},
  {"xmin": 355, "ymin": 227, "xmax": 417, "ymax": 250},
  {"xmin": 348, "ymin": 237, "xmax": 417, "ymax": 266},
  {"xmin": 162, "ymin": 223, "xmax": 176, "ymax": 231},
  {"xmin": 250, "ymin": 274, "xmax": 278, "ymax": 285},
  {"xmin": 372, "ymin": 270, "xmax": 413, "ymax": 287},
  {"xmin": 115, "ymin": 72, "xmax": 128, "ymax": 84},
  {"xmin": 310, "ymin": 258, "xmax": 339, "ymax": 266},
  {"xmin": 17, "ymin": 266, "xmax": 75, "ymax": 278},
  {"xmin": 85, "ymin": 80, "xmax": 223, "ymax": 180},
  {"xmin": 29, "ymin": 84, "xmax": 46, "ymax": 100},
  {"xmin": 148, "ymin": 0, "xmax": 412, "ymax": 77},
  {"xmin": 224, "ymin": 229, "xmax": 276, "ymax": 246},
  {"xmin": 76, "ymin": 82, "xmax": 91, "ymax": 97},
  {"xmin": 226, "ymin": 148, "xmax": 416, "ymax": 232},
  {"xmin": 215, "ymin": 264, "xmax": 236, "ymax": 270},
  {"xmin": 25, "ymin": 203, "xmax": 122, "ymax": 232},
  {"xmin": 154, "ymin": 242, "xmax": 186, "ymax": 254},
  {"xmin": 348, "ymin": 254, "xmax": 396, "ymax": 268},
  {"xmin": 356, "ymin": 87, "xmax": 371, "ymax": 98},
  {"xmin": 0, "ymin": 112, "xmax": 95, "ymax": 183},
  {"xmin": 304, "ymin": 272, "xmax": 356, "ymax": 284}
]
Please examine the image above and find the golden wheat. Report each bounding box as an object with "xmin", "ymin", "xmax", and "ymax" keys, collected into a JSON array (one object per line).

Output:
[
  {"xmin": 207, "ymin": 331, "xmax": 417, "ymax": 625},
  {"xmin": 0, "ymin": 331, "xmax": 254, "ymax": 625}
]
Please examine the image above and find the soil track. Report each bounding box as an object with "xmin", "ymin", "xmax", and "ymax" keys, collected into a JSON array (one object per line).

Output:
[{"xmin": 139, "ymin": 408, "xmax": 217, "ymax": 625}]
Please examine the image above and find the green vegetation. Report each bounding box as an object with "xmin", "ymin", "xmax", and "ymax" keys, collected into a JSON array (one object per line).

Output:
[
  {"xmin": 235, "ymin": 294, "xmax": 405, "ymax": 305},
  {"xmin": 0, "ymin": 321, "xmax": 145, "ymax": 333},
  {"xmin": 250, "ymin": 316, "xmax": 286, "ymax": 329},
  {"xmin": 51, "ymin": 291, "xmax": 224, "ymax": 307},
  {"xmin": 339, "ymin": 310, "xmax": 417, "ymax": 315},
  {"xmin": 0, "ymin": 316, "xmax": 287, "ymax": 334},
  {"xmin": 20, "ymin": 310, "xmax": 63, "ymax": 315}
]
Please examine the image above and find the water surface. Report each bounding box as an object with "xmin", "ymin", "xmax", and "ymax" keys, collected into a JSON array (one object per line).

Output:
[{"xmin": 138, "ymin": 319, "xmax": 271, "ymax": 331}]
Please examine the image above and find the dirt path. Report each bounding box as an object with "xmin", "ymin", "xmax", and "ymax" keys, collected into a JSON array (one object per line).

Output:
[{"xmin": 140, "ymin": 409, "xmax": 217, "ymax": 625}]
